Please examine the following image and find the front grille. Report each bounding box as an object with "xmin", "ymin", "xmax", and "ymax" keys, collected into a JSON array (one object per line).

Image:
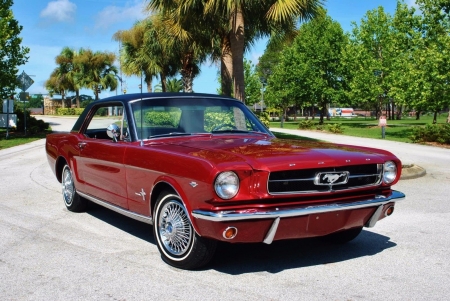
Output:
[{"xmin": 268, "ymin": 164, "xmax": 382, "ymax": 194}]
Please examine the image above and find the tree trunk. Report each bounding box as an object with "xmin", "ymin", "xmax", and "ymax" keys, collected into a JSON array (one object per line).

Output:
[
  {"xmin": 447, "ymin": 109, "xmax": 450, "ymax": 123},
  {"xmin": 416, "ymin": 111, "xmax": 421, "ymax": 120},
  {"xmin": 144, "ymin": 73, "xmax": 152, "ymax": 92},
  {"xmin": 396, "ymin": 105, "xmax": 402, "ymax": 120},
  {"xmin": 221, "ymin": 36, "xmax": 233, "ymax": 96},
  {"xmin": 75, "ymin": 90, "xmax": 80, "ymax": 108},
  {"xmin": 229, "ymin": 7, "xmax": 245, "ymax": 102},
  {"xmin": 61, "ymin": 90, "xmax": 65, "ymax": 109},
  {"xmin": 180, "ymin": 52, "xmax": 194, "ymax": 93},
  {"xmin": 433, "ymin": 111, "xmax": 437, "ymax": 124},
  {"xmin": 160, "ymin": 72, "xmax": 167, "ymax": 92}
]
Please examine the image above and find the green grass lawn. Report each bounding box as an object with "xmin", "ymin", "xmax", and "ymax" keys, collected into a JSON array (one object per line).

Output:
[
  {"xmin": 0, "ymin": 129, "xmax": 49, "ymax": 150},
  {"xmin": 270, "ymin": 114, "xmax": 448, "ymax": 143}
]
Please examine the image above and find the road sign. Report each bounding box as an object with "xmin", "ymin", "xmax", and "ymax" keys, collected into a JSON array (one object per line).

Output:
[{"xmin": 17, "ymin": 71, "xmax": 34, "ymax": 91}]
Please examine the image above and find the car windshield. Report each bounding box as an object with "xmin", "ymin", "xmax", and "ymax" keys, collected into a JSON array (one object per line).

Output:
[{"xmin": 130, "ymin": 96, "xmax": 272, "ymax": 140}]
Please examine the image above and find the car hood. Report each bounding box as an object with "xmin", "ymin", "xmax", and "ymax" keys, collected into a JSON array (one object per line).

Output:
[{"xmin": 148, "ymin": 135, "xmax": 396, "ymax": 172}]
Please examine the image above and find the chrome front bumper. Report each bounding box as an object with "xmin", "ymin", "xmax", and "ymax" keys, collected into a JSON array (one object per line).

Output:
[{"xmin": 192, "ymin": 190, "xmax": 405, "ymax": 244}]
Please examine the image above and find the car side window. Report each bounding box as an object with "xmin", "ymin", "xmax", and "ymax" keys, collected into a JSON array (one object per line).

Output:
[{"xmin": 84, "ymin": 105, "xmax": 129, "ymax": 140}]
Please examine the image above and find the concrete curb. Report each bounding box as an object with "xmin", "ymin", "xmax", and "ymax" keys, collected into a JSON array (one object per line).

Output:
[{"xmin": 401, "ymin": 164, "xmax": 426, "ymax": 180}]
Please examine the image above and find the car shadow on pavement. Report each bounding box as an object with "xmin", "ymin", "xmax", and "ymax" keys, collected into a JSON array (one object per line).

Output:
[
  {"xmin": 86, "ymin": 202, "xmax": 155, "ymax": 244},
  {"xmin": 211, "ymin": 231, "xmax": 396, "ymax": 274},
  {"xmin": 85, "ymin": 202, "xmax": 395, "ymax": 273}
]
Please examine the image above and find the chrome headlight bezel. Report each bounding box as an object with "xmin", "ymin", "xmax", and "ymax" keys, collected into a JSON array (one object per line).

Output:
[
  {"xmin": 214, "ymin": 171, "xmax": 239, "ymax": 200},
  {"xmin": 383, "ymin": 161, "xmax": 398, "ymax": 184}
]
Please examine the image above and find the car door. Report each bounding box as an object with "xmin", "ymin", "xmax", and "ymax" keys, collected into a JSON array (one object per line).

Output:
[{"xmin": 76, "ymin": 103, "xmax": 129, "ymax": 209}]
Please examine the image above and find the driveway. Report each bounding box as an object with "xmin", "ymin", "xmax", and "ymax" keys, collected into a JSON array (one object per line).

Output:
[{"xmin": 0, "ymin": 117, "xmax": 448, "ymax": 300}]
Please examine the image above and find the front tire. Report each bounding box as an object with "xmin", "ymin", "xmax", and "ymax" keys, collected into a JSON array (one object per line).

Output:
[
  {"xmin": 62, "ymin": 164, "xmax": 87, "ymax": 212},
  {"xmin": 153, "ymin": 191, "xmax": 217, "ymax": 269}
]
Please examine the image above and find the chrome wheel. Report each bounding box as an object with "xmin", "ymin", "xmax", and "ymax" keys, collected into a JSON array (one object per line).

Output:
[
  {"xmin": 157, "ymin": 200, "xmax": 193, "ymax": 256},
  {"xmin": 61, "ymin": 164, "xmax": 86, "ymax": 212},
  {"xmin": 62, "ymin": 165, "xmax": 75, "ymax": 206}
]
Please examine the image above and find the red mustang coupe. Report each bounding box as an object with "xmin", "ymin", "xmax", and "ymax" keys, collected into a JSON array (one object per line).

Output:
[{"xmin": 46, "ymin": 93, "xmax": 405, "ymax": 269}]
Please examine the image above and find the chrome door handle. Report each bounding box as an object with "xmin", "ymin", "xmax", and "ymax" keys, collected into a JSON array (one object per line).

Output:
[{"xmin": 78, "ymin": 142, "xmax": 87, "ymax": 149}]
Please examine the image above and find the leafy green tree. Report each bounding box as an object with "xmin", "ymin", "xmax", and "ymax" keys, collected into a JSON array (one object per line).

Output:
[
  {"xmin": 266, "ymin": 12, "xmax": 347, "ymax": 125},
  {"xmin": 343, "ymin": 6, "xmax": 397, "ymax": 119},
  {"xmin": 411, "ymin": 0, "xmax": 450, "ymax": 123},
  {"xmin": 244, "ymin": 59, "xmax": 261, "ymax": 106},
  {"xmin": 0, "ymin": 0, "xmax": 29, "ymax": 99},
  {"xmin": 265, "ymin": 48, "xmax": 303, "ymax": 127},
  {"xmin": 28, "ymin": 94, "xmax": 43, "ymax": 108}
]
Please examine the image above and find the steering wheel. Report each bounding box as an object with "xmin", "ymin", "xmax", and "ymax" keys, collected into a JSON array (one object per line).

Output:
[{"xmin": 212, "ymin": 124, "xmax": 237, "ymax": 131}]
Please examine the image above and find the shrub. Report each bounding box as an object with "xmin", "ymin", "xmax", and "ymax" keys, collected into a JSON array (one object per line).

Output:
[
  {"xmin": 55, "ymin": 108, "xmax": 85, "ymax": 115},
  {"xmin": 327, "ymin": 123, "xmax": 343, "ymax": 134},
  {"xmin": 410, "ymin": 123, "xmax": 450, "ymax": 144},
  {"xmin": 204, "ymin": 111, "xmax": 234, "ymax": 131},
  {"xmin": 298, "ymin": 119, "xmax": 314, "ymax": 129},
  {"xmin": 144, "ymin": 111, "xmax": 181, "ymax": 127},
  {"xmin": 254, "ymin": 111, "xmax": 270, "ymax": 128},
  {"xmin": 315, "ymin": 124, "xmax": 325, "ymax": 131},
  {"xmin": 14, "ymin": 108, "xmax": 50, "ymax": 132}
]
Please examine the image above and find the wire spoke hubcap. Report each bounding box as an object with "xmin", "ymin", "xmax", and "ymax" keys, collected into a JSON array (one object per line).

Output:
[
  {"xmin": 62, "ymin": 168, "xmax": 74, "ymax": 205},
  {"xmin": 158, "ymin": 200, "xmax": 192, "ymax": 256}
]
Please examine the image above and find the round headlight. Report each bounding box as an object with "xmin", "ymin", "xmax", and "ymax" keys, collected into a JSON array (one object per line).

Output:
[
  {"xmin": 383, "ymin": 161, "xmax": 397, "ymax": 184},
  {"xmin": 214, "ymin": 171, "xmax": 239, "ymax": 199}
]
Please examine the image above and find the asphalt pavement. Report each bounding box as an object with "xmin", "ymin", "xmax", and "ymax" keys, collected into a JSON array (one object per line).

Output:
[{"xmin": 0, "ymin": 116, "xmax": 448, "ymax": 300}]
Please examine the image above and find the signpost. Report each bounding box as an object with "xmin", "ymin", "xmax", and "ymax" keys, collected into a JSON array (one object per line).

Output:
[
  {"xmin": 3, "ymin": 96, "xmax": 15, "ymax": 139},
  {"xmin": 17, "ymin": 71, "xmax": 34, "ymax": 135}
]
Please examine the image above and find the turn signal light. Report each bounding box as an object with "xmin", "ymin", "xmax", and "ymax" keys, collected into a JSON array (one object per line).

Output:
[
  {"xmin": 223, "ymin": 227, "xmax": 238, "ymax": 239},
  {"xmin": 385, "ymin": 206, "xmax": 395, "ymax": 217}
]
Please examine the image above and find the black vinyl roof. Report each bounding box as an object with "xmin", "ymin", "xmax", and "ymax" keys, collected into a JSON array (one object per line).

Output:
[{"xmin": 91, "ymin": 92, "xmax": 235, "ymax": 104}]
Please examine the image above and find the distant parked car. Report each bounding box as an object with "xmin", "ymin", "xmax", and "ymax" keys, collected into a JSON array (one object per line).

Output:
[{"xmin": 46, "ymin": 93, "xmax": 405, "ymax": 269}]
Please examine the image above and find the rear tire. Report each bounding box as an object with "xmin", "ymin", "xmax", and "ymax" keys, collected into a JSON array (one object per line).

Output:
[
  {"xmin": 153, "ymin": 191, "xmax": 217, "ymax": 269},
  {"xmin": 323, "ymin": 227, "xmax": 363, "ymax": 244},
  {"xmin": 62, "ymin": 164, "xmax": 87, "ymax": 212}
]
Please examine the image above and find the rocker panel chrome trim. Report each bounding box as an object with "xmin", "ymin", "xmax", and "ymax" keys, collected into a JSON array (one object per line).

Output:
[{"xmin": 78, "ymin": 191, "xmax": 153, "ymax": 224}]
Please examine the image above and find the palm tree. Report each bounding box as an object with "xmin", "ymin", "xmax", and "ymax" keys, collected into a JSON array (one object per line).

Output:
[
  {"xmin": 75, "ymin": 49, "xmax": 118, "ymax": 100},
  {"xmin": 146, "ymin": 0, "xmax": 323, "ymax": 101},
  {"xmin": 45, "ymin": 69, "xmax": 71, "ymax": 108},
  {"xmin": 46, "ymin": 47, "xmax": 78, "ymax": 108},
  {"xmin": 113, "ymin": 20, "xmax": 160, "ymax": 93},
  {"xmin": 167, "ymin": 78, "xmax": 184, "ymax": 92},
  {"xmin": 55, "ymin": 47, "xmax": 86, "ymax": 108}
]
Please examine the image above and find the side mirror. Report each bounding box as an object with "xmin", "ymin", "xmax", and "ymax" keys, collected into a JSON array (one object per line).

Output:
[{"xmin": 106, "ymin": 124, "xmax": 120, "ymax": 142}]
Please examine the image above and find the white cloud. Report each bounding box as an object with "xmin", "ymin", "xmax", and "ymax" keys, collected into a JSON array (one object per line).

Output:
[
  {"xmin": 95, "ymin": 1, "xmax": 147, "ymax": 30},
  {"xmin": 40, "ymin": 0, "xmax": 77, "ymax": 22}
]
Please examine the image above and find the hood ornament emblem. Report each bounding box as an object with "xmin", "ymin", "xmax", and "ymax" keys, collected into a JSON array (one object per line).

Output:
[{"xmin": 190, "ymin": 182, "xmax": 198, "ymax": 188}]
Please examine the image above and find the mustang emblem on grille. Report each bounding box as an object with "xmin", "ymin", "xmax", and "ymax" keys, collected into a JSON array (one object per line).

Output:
[{"xmin": 315, "ymin": 172, "xmax": 349, "ymax": 185}]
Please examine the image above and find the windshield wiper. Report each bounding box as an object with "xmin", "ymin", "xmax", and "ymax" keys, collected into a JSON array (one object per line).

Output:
[
  {"xmin": 211, "ymin": 129, "xmax": 266, "ymax": 135},
  {"xmin": 148, "ymin": 132, "xmax": 192, "ymax": 138}
]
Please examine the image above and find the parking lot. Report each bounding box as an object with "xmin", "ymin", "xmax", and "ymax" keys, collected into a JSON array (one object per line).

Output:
[{"xmin": 0, "ymin": 117, "xmax": 449, "ymax": 300}]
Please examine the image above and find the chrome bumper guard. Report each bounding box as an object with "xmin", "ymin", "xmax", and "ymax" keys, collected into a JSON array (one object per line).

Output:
[{"xmin": 192, "ymin": 190, "xmax": 405, "ymax": 244}]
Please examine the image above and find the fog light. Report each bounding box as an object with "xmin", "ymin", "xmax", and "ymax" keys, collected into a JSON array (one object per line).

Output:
[
  {"xmin": 385, "ymin": 206, "xmax": 395, "ymax": 217},
  {"xmin": 223, "ymin": 227, "xmax": 238, "ymax": 239}
]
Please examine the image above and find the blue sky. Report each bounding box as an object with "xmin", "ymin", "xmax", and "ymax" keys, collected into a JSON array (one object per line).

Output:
[{"xmin": 12, "ymin": 0, "xmax": 416, "ymax": 98}]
